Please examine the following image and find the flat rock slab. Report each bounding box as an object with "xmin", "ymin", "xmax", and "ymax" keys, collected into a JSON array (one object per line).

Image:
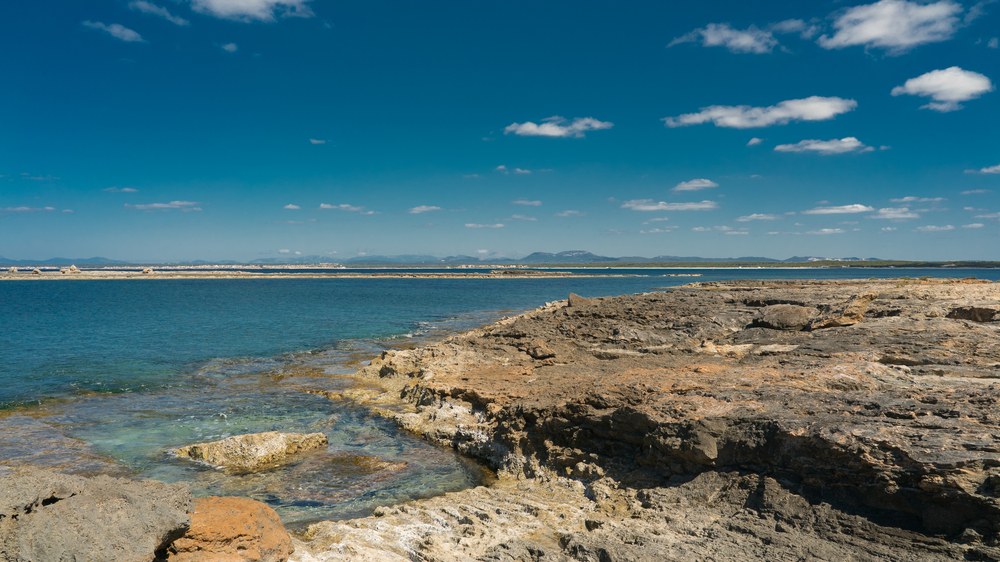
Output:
[
  {"xmin": 0, "ymin": 468, "xmax": 191, "ymax": 562},
  {"xmin": 175, "ymin": 432, "xmax": 328, "ymax": 473},
  {"xmin": 167, "ymin": 496, "xmax": 292, "ymax": 562}
]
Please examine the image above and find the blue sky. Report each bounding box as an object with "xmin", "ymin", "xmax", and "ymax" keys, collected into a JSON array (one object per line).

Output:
[{"xmin": 1, "ymin": 0, "xmax": 999, "ymax": 261}]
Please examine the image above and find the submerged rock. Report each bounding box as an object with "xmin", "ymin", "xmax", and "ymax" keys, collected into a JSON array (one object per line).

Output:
[
  {"xmin": 0, "ymin": 468, "xmax": 191, "ymax": 562},
  {"xmin": 175, "ymin": 431, "xmax": 328, "ymax": 473},
  {"xmin": 167, "ymin": 496, "xmax": 292, "ymax": 562}
]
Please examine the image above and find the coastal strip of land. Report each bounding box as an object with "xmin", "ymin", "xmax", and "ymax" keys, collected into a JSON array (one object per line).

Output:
[
  {"xmin": 0, "ymin": 269, "xmax": 654, "ymax": 281},
  {"xmin": 294, "ymin": 278, "xmax": 1000, "ymax": 561}
]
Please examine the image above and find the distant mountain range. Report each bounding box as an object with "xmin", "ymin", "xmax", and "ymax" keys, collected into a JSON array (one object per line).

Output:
[{"xmin": 0, "ymin": 251, "xmax": 884, "ymax": 266}]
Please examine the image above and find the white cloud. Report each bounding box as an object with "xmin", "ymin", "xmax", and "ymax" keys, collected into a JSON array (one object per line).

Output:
[
  {"xmin": 962, "ymin": 189, "xmax": 992, "ymax": 195},
  {"xmin": 963, "ymin": 223, "xmax": 985, "ymax": 229},
  {"xmin": 103, "ymin": 186, "xmax": 139, "ymax": 193},
  {"xmin": 82, "ymin": 21, "xmax": 145, "ymax": 43},
  {"xmin": 409, "ymin": 205, "xmax": 442, "ymax": 214},
  {"xmin": 129, "ymin": 1, "xmax": 190, "ymax": 26},
  {"xmin": 669, "ymin": 23, "xmax": 778, "ymax": 54},
  {"xmin": 747, "ymin": 137, "xmax": 764, "ymax": 146},
  {"xmin": 1, "ymin": 206, "xmax": 57, "ymax": 213},
  {"xmin": 221, "ymin": 42, "xmax": 239, "ymax": 52},
  {"xmin": 555, "ymin": 210, "xmax": 583, "ymax": 217},
  {"xmin": 975, "ymin": 212, "xmax": 1000, "ymax": 219},
  {"xmin": 807, "ymin": 228, "xmax": 846, "ymax": 235},
  {"xmin": 512, "ymin": 199, "xmax": 542, "ymax": 206},
  {"xmin": 890, "ymin": 196, "xmax": 945, "ymax": 203},
  {"xmin": 989, "ymin": 37, "xmax": 999, "ymax": 49},
  {"xmin": 640, "ymin": 227, "xmax": 678, "ymax": 234},
  {"xmin": 465, "ymin": 223, "xmax": 505, "ymax": 229},
  {"xmin": 972, "ymin": 164, "xmax": 1000, "ymax": 174},
  {"xmin": 818, "ymin": 0, "xmax": 963, "ymax": 52},
  {"xmin": 504, "ymin": 116, "xmax": 613, "ymax": 138},
  {"xmin": 736, "ymin": 213, "xmax": 778, "ymax": 222},
  {"xmin": 891, "ymin": 67, "xmax": 993, "ymax": 111},
  {"xmin": 871, "ymin": 207, "xmax": 921, "ymax": 219},
  {"xmin": 803, "ymin": 204, "xmax": 874, "ymax": 215},
  {"xmin": 495, "ymin": 165, "xmax": 533, "ymax": 175},
  {"xmin": 692, "ymin": 225, "xmax": 747, "ymax": 234},
  {"xmin": 621, "ymin": 199, "xmax": 718, "ymax": 211},
  {"xmin": 283, "ymin": 203, "xmax": 300, "ymax": 210},
  {"xmin": 664, "ymin": 96, "xmax": 857, "ymax": 128},
  {"xmin": 125, "ymin": 201, "xmax": 201, "ymax": 211},
  {"xmin": 774, "ymin": 137, "xmax": 872, "ymax": 154},
  {"xmin": 673, "ymin": 178, "xmax": 719, "ymax": 192},
  {"xmin": 308, "ymin": 138, "xmax": 327, "ymax": 145},
  {"xmin": 915, "ymin": 224, "xmax": 955, "ymax": 232},
  {"xmin": 881, "ymin": 227, "xmax": 897, "ymax": 232},
  {"xmin": 508, "ymin": 214, "xmax": 538, "ymax": 222},
  {"xmin": 191, "ymin": 0, "xmax": 313, "ymax": 21},
  {"xmin": 319, "ymin": 203, "xmax": 375, "ymax": 215}
]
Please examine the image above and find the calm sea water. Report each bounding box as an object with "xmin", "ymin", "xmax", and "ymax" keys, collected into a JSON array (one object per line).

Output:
[{"xmin": 0, "ymin": 269, "xmax": 996, "ymax": 525}]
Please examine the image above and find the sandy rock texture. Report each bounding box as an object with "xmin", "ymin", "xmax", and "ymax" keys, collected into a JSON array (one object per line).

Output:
[
  {"xmin": 167, "ymin": 496, "xmax": 293, "ymax": 562},
  {"xmin": 297, "ymin": 279, "xmax": 1000, "ymax": 561},
  {"xmin": 175, "ymin": 431, "xmax": 329, "ymax": 473},
  {"xmin": 0, "ymin": 467, "xmax": 191, "ymax": 562}
]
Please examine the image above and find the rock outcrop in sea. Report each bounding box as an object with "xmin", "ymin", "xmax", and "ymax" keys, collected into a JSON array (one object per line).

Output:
[
  {"xmin": 299, "ymin": 279, "xmax": 1000, "ymax": 561},
  {"xmin": 175, "ymin": 431, "xmax": 329, "ymax": 473}
]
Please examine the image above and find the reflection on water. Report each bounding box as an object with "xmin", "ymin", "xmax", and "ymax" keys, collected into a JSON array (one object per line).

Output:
[{"xmin": 0, "ymin": 335, "xmax": 492, "ymax": 528}]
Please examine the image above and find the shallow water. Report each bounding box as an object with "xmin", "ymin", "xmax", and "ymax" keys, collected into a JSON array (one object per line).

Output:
[{"xmin": 1, "ymin": 270, "xmax": 997, "ymax": 525}]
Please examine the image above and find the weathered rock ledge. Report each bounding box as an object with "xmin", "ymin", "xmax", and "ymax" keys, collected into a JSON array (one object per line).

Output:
[{"xmin": 297, "ymin": 279, "xmax": 1000, "ymax": 561}]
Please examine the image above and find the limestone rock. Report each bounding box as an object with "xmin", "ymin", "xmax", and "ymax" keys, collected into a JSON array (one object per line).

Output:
[
  {"xmin": 0, "ymin": 468, "xmax": 191, "ymax": 562},
  {"xmin": 753, "ymin": 304, "xmax": 817, "ymax": 330},
  {"xmin": 167, "ymin": 496, "xmax": 292, "ymax": 562},
  {"xmin": 525, "ymin": 338, "xmax": 556, "ymax": 360},
  {"xmin": 947, "ymin": 305, "xmax": 1000, "ymax": 322},
  {"xmin": 174, "ymin": 431, "xmax": 328, "ymax": 472},
  {"xmin": 567, "ymin": 293, "xmax": 593, "ymax": 308}
]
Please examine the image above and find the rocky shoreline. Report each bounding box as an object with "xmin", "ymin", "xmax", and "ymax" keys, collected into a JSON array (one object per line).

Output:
[
  {"xmin": 296, "ymin": 279, "xmax": 1000, "ymax": 561},
  {"xmin": 3, "ymin": 279, "xmax": 999, "ymax": 561}
]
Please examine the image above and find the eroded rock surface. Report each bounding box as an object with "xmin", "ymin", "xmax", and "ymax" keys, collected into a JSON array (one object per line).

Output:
[
  {"xmin": 299, "ymin": 279, "xmax": 1000, "ymax": 561},
  {"xmin": 167, "ymin": 496, "xmax": 293, "ymax": 562},
  {"xmin": 175, "ymin": 431, "xmax": 328, "ymax": 473},
  {"xmin": 0, "ymin": 468, "xmax": 191, "ymax": 562}
]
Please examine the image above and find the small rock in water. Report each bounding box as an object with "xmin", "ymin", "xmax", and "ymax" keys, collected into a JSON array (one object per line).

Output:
[{"xmin": 174, "ymin": 431, "xmax": 328, "ymax": 473}]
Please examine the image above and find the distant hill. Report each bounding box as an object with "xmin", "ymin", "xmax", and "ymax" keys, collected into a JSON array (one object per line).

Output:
[{"xmin": 0, "ymin": 256, "xmax": 129, "ymax": 266}]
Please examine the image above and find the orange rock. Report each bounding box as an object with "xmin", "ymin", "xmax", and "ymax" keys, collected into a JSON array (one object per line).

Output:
[{"xmin": 168, "ymin": 496, "xmax": 292, "ymax": 562}]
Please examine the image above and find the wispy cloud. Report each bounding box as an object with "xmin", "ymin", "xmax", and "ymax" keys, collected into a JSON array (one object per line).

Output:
[
  {"xmin": 129, "ymin": 1, "xmax": 189, "ymax": 26},
  {"xmin": 963, "ymin": 223, "xmax": 985, "ymax": 229},
  {"xmin": 319, "ymin": 203, "xmax": 375, "ymax": 215},
  {"xmin": 775, "ymin": 137, "xmax": 873, "ymax": 154},
  {"xmin": 871, "ymin": 207, "xmax": 921, "ymax": 219},
  {"xmin": 692, "ymin": 225, "xmax": 748, "ymax": 235},
  {"xmin": 747, "ymin": 137, "xmax": 764, "ymax": 146},
  {"xmin": 640, "ymin": 226, "xmax": 678, "ymax": 234},
  {"xmin": 82, "ymin": 21, "xmax": 145, "ymax": 43},
  {"xmin": 664, "ymin": 96, "xmax": 857, "ymax": 128},
  {"xmin": 803, "ymin": 204, "xmax": 874, "ymax": 215},
  {"xmin": 962, "ymin": 188, "xmax": 992, "ymax": 195},
  {"xmin": 283, "ymin": 203, "xmax": 300, "ymax": 210},
  {"xmin": 968, "ymin": 164, "xmax": 1000, "ymax": 175},
  {"xmin": 669, "ymin": 23, "xmax": 778, "ymax": 54},
  {"xmin": 818, "ymin": 0, "xmax": 963, "ymax": 53},
  {"xmin": 621, "ymin": 199, "xmax": 718, "ymax": 211},
  {"xmin": 508, "ymin": 214, "xmax": 538, "ymax": 222},
  {"xmin": 890, "ymin": 196, "xmax": 945, "ymax": 203},
  {"xmin": 891, "ymin": 67, "xmax": 993, "ymax": 111},
  {"xmin": 308, "ymin": 138, "xmax": 327, "ymax": 145},
  {"xmin": 409, "ymin": 205, "xmax": 442, "ymax": 214},
  {"xmin": 103, "ymin": 186, "xmax": 139, "ymax": 193},
  {"xmin": 736, "ymin": 213, "xmax": 778, "ymax": 222},
  {"xmin": 221, "ymin": 42, "xmax": 239, "ymax": 53},
  {"xmin": 807, "ymin": 228, "xmax": 846, "ymax": 235},
  {"xmin": 125, "ymin": 201, "xmax": 201, "ymax": 211},
  {"xmin": 1, "ymin": 206, "xmax": 57, "ymax": 213},
  {"xmin": 190, "ymin": 0, "xmax": 313, "ymax": 22},
  {"xmin": 465, "ymin": 223, "xmax": 505, "ymax": 229},
  {"xmin": 555, "ymin": 210, "xmax": 584, "ymax": 217},
  {"xmin": 673, "ymin": 178, "xmax": 718, "ymax": 192},
  {"xmin": 504, "ymin": 116, "xmax": 613, "ymax": 138},
  {"xmin": 512, "ymin": 199, "xmax": 542, "ymax": 207},
  {"xmin": 915, "ymin": 224, "xmax": 955, "ymax": 232},
  {"xmin": 495, "ymin": 164, "xmax": 533, "ymax": 175}
]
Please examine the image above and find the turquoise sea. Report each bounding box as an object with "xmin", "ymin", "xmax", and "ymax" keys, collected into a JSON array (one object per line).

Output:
[{"xmin": 1, "ymin": 269, "xmax": 997, "ymax": 525}]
